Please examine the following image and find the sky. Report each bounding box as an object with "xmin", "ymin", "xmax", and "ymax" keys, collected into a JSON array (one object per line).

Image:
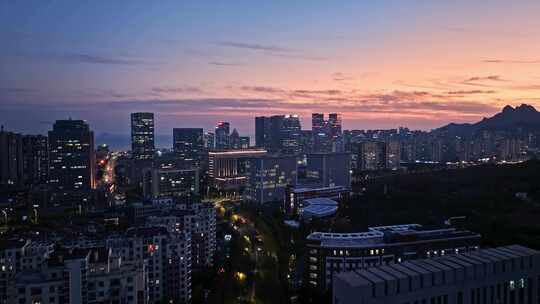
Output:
[{"xmin": 1, "ymin": 0, "xmax": 540, "ymax": 147}]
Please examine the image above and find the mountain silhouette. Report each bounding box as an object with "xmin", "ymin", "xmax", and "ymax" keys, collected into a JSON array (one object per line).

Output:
[{"xmin": 436, "ymin": 104, "xmax": 540, "ymax": 136}]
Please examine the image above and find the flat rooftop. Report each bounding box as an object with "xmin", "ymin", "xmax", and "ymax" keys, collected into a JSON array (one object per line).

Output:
[
  {"xmin": 307, "ymin": 223, "xmax": 480, "ymax": 248},
  {"xmin": 292, "ymin": 185, "xmax": 349, "ymax": 194},
  {"xmin": 335, "ymin": 245, "xmax": 540, "ymax": 291}
]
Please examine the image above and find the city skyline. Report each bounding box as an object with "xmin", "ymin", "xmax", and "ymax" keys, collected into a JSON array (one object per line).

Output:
[
  {"xmin": 3, "ymin": 3, "xmax": 540, "ymax": 304},
  {"xmin": 2, "ymin": 1, "xmax": 540, "ymax": 138}
]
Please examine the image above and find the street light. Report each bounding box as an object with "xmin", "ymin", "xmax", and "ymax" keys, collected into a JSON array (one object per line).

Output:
[
  {"xmin": 32, "ymin": 204, "xmax": 39, "ymax": 224},
  {"xmin": 1, "ymin": 209, "xmax": 8, "ymax": 229}
]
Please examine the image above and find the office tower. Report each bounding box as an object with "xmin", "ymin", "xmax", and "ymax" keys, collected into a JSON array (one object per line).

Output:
[
  {"xmin": 312, "ymin": 113, "xmax": 332, "ymax": 152},
  {"xmin": 215, "ymin": 121, "xmax": 230, "ymax": 149},
  {"xmin": 208, "ymin": 148, "xmax": 267, "ymax": 190},
  {"xmin": 131, "ymin": 112, "xmax": 155, "ymax": 160},
  {"xmin": 229, "ymin": 128, "xmax": 241, "ymax": 149},
  {"xmin": 333, "ymin": 245, "xmax": 539, "ymax": 304},
  {"xmin": 244, "ymin": 155, "xmax": 298, "ymax": 204},
  {"xmin": 204, "ymin": 132, "xmax": 215, "ymax": 149},
  {"xmin": 48, "ymin": 119, "xmax": 96, "ymax": 194},
  {"xmin": 173, "ymin": 128, "xmax": 204, "ymax": 163},
  {"xmin": 143, "ymin": 167, "xmax": 199, "ymax": 198},
  {"xmin": 255, "ymin": 115, "xmax": 301, "ymax": 154},
  {"xmin": 300, "ymin": 130, "xmax": 314, "ymax": 154},
  {"xmin": 281, "ymin": 115, "xmax": 302, "ymax": 154},
  {"xmin": 306, "ymin": 152, "xmax": 351, "ymax": 188},
  {"xmin": 328, "ymin": 113, "xmax": 342, "ymax": 138},
  {"xmin": 307, "ymin": 223, "xmax": 481, "ymax": 290},
  {"xmin": 255, "ymin": 116, "xmax": 270, "ymax": 149},
  {"xmin": 0, "ymin": 128, "xmax": 24, "ymax": 187},
  {"xmin": 22, "ymin": 134, "xmax": 49, "ymax": 185}
]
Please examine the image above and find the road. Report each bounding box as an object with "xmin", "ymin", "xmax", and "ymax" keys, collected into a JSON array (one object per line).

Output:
[{"xmin": 213, "ymin": 198, "xmax": 282, "ymax": 304}]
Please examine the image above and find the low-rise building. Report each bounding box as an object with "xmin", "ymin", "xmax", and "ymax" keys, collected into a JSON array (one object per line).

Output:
[
  {"xmin": 299, "ymin": 197, "xmax": 339, "ymax": 220},
  {"xmin": 284, "ymin": 185, "xmax": 349, "ymax": 216},
  {"xmin": 333, "ymin": 245, "xmax": 540, "ymax": 304},
  {"xmin": 306, "ymin": 223, "xmax": 481, "ymax": 289}
]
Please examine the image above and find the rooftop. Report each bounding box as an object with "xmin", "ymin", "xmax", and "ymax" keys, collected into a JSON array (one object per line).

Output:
[
  {"xmin": 291, "ymin": 185, "xmax": 349, "ymax": 194},
  {"xmin": 307, "ymin": 223, "xmax": 480, "ymax": 248},
  {"xmin": 336, "ymin": 245, "xmax": 540, "ymax": 291},
  {"xmin": 300, "ymin": 198, "xmax": 339, "ymax": 218}
]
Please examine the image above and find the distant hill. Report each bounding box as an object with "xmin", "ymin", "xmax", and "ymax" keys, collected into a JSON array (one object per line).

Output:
[{"xmin": 436, "ymin": 104, "xmax": 540, "ymax": 136}]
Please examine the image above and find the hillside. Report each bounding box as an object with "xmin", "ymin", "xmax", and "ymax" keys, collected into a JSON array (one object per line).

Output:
[{"xmin": 436, "ymin": 104, "xmax": 540, "ymax": 136}]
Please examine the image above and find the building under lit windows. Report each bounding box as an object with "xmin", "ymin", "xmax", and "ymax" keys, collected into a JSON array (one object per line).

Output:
[
  {"xmin": 0, "ymin": 128, "xmax": 24, "ymax": 187},
  {"xmin": 22, "ymin": 134, "xmax": 49, "ymax": 185},
  {"xmin": 333, "ymin": 245, "xmax": 540, "ymax": 304},
  {"xmin": 354, "ymin": 141, "xmax": 401, "ymax": 171},
  {"xmin": 306, "ymin": 152, "xmax": 351, "ymax": 188},
  {"xmin": 306, "ymin": 223, "xmax": 481, "ymax": 290},
  {"xmin": 48, "ymin": 119, "xmax": 95, "ymax": 204},
  {"xmin": 131, "ymin": 112, "xmax": 155, "ymax": 161},
  {"xmin": 284, "ymin": 184, "xmax": 349, "ymax": 216},
  {"xmin": 215, "ymin": 122, "xmax": 230, "ymax": 149},
  {"xmin": 312, "ymin": 113, "xmax": 342, "ymax": 153},
  {"xmin": 143, "ymin": 167, "xmax": 199, "ymax": 198},
  {"xmin": 173, "ymin": 128, "xmax": 204, "ymax": 164},
  {"xmin": 208, "ymin": 148, "xmax": 267, "ymax": 190},
  {"xmin": 244, "ymin": 154, "xmax": 298, "ymax": 204},
  {"xmin": 255, "ymin": 115, "xmax": 302, "ymax": 154}
]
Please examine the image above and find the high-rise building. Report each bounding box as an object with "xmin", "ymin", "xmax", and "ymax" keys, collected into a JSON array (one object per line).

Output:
[
  {"xmin": 0, "ymin": 128, "xmax": 24, "ymax": 187},
  {"xmin": 312, "ymin": 113, "xmax": 332, "ymax": 152},
  {"xmin": 48, "ymin": 119, "xmax": 95, "ymax": 195},
  {"xmin": 255, "ymin": 116, "xmax": 271, "ymax": 150},
  {"xmin": 356, "ymin": 141, "xmax": 387, "ymax": 171},
  {"xmin": 107, "ymin": 227, "xmax": 192, "ymax": 303},
  {"xmin": 328, "ymin": 113, "xmax": 342, "ymax": 139},
  {"xmin": 143, "ymin": 167, "xmax": 199, "ymax": 198},
  {"xmin": 255, "ymin": 115, "xmax": 301, "ymax": 154},
  {"xmin": 22, "ymin": 134, "xmax": 49, "ymax": 185},
  {"xmin": 229, "ymin": 128, "xmax": 241, "ymax": 149},
  {"xmin": 131, "ymin": 112, "xmax": 155, "ymax": 160},
  {"xmin": 333, "ymin": 245, "xmax": 539, "ymax": 304},
  {"xmin": 281, "ymin": 115, "xmax": 302, "ymax": 154},
  {"xmin": 204, "ymin": 132, "xmax": 215, "ymax": 149},
  {"xmin": 306, "ymin": 152, "xmax": 351, "ymax": 188},
  {"xmin": 355, "ymin": 141, "xmax": 401, "ymax": 171},
  {"xmin": 244, "ymin": 155, "xmax": 298, "ymax": 204},
  {"xmin": 173, "ymin": 128, "xmax": 204, "ymax": 163},
  {"xmin": 386, "ymin": 140, "xmax": 401, "ymax": 170},
  {"xmin": 148, "ymin": 200, "xmax": 217, "ymax": 268},
  {"xmin": 215, "ymin": 122, "xmax": 230, "ymax": 149}
]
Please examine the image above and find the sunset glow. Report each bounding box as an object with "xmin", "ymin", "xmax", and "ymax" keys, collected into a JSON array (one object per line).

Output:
[{"xmin": 2, "ymin": 1, "xmax": 540, "ymax": 137}]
